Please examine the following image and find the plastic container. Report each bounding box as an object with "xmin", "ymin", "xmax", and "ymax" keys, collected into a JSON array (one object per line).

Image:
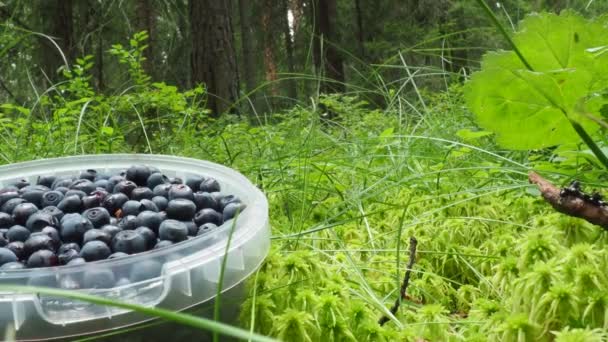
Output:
[{"xmin": 0, "ymin": 154, "xmax": 270, "ymax": 341}]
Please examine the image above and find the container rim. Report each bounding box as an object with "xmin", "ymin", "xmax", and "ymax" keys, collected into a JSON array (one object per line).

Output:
[{"xmin": 0, "ymin": 154, "xmax": 269, "ymax": 279}]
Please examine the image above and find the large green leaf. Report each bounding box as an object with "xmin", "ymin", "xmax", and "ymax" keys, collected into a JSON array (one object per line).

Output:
[{"xmin": 465, "ymin": 11, "xmax": 608, "ymax": 150}]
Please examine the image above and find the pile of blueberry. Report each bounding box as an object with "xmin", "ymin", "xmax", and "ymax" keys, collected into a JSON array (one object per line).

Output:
[{"xmin": 0, "ymin": 165, "xmax": 246, "ymax": 271}]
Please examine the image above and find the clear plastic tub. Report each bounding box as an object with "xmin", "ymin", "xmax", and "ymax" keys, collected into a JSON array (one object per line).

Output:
[{"xmin": 0, "ymin": 154, "xmax": 270, "ymax": 341}]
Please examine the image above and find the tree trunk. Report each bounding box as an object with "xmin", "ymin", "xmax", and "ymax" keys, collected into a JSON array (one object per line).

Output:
[
  {"xmin": 238, "ymin": 0, "xmax": 257, "ymax": 99},
  {"xmin": 312, "ymin": 0, "xmax": 344, "ymax": 93},
  {"xmin": 135, "ymin": 0, "xmax": 156, "ymax": 81},
  {"xmin": 190, "ymin": 0, "xmax": 239, "ymax": 116},
  {"xmin": 261, "ymin": 0, "xmax": 278, "ymax": 97},
  {"xmin": 38, "ymin": 0, "xmax": 75, "ymax": 81},
  {"xmin": 282, "ymin": 0, "xmax": 297, "ymax": 100},
  {"xmin": 354, "ymin": 0, "xmax": 365, "ymax": 58}
]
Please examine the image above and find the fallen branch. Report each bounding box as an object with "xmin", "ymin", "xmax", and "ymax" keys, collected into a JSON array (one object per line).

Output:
[
  {"xmin": 379, "ymin": 236, "xmax": 418, "ymax": 326},
  {"xmin": 528, "ymin": 171, "xmax": 608, "ymax": 230}
]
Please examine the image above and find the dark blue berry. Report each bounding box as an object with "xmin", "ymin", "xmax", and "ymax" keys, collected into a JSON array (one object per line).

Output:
[
  {"xmin": 197, "ymin": 223, "xmax": 218, "ymax": 236},
  {"xmin": 37, "ymin": 175, "xmax": 57, "ymax": 188},
  {"xmin": 147, "ymin": 173, "xmax": 169, "ymax": 189},
  {"xmin": 154, "ymin": 240, "xmax": 174, "ymax": 249},
  {"xmin": 10, "ymin": 179, "xmax": 30, "ymax": 189},
  {"xmin": 79, "ymin": 169, "xmax": 97, "ymax": 181},
  {"xmin": 41, "ymin": 190, "xmax": 64, "ymax": 207},
  {"xmin": 7, "ymin": 225, "xmax": 30, "ymax": 242},
  {"xmin": 118, "ymin": 215, "xmax": 141, "ymax": 230},
  {"xmin": 153, "ymin": 183, "xmax": 172, "ymax": 197},
  {"xmin": 100, "ymin": 224, "xmax": 122, "ymax": 239},
  {"xmin": 113, "ymin": 180, "xmax": 137, "ymax": 197},
  {"xmin": 80, "ymin": 240, "xmax": 111, "ymax": 261},
  {"xmin": 27, "ymin": 249, "xmax": 58, "ymax": 268},
  {"xmin": 136, "ymin": 211, "xmax": 164, "ymax": 234},
  {"xmin": 65, "ymin": 189, "xmax": 87, "ymax": 198},
  {"xmin": 183, "ymin": 220, "xmax": 198, "ymax": 236},
  {"xmin": 60, "ymin": 213, "xmax": 94, "ymax": 244},
  {"xmin": 108, "ymin": 252, "xmax": 128, "ymax": 259},
  {"xmin": 58, "ymin": 242, "xmax": 81, "ymax": 254},
  {"xmin": 67, "ymin": 257, "xmax": 86, "ymax": 266},
  {"xmin": 82, "ymin": 207, "xmax": 111, "ymax": 228},
  {"xmin": 185, "ymin": 176, "xmax": 205, "ymax": 192},
  {"xmin": 57, "ymin": 195, "xmax": 83, "ymax": 213},
  {"xmin": 134, "ymin": 226, "xmax": 156, "ymax": 249},
  {"xmin": 193, "ymin": 208, "xmax": 223, "ymax": 226},
  {"xmin": 158, "ymin": 219, "xmax": 188, "ymax": 242},
  {"xmin": 1, "ymin": 198, "xmax": 26, "ymax": 214},
  {"xmin": 122, "ymin": 200, "xmax": 144, "ymax": 216},
  {"xmin": 102, "ymin": 193, "xmax": 129, "ymax": 216},
  {"xmin": 12, "ymin": 203, "xmax": 39, "ymax": 225},
  {"xmin": 6, "ymin": 241, "xmax": 25, "ymax": 259},
  {"xmin": 126, "ymin": 165, "xmax": 151, "ymax": 187},
  {"xmin": 130, "ymin": 187, "xmax": 154, "ymax": 201},
  {"xmin": 58, "ymin": 248, "xmax": 80, "ymax": 265},
  {"xmin": 223, "ymin": 202, "xmax": 247, "ymax": 221},
  {"xmin": 40, "ymin": 206, "xmax": 64, "ymax": 221},
  {"xmin": 168, "ymin": 184, "xmax": 194, "ymax": 201},
  {"xmin": 83, "ymin": 229, "xmax": 112, "ymax": 245},
  {"xmin": 166, "ymin": 199, "xmax": 197, "ymax": 220},
  {"xmin": 0, "ymin": 247, "xmax": 17, "ymax": 266},
  {"xmin": 199, "ymin": 178, "xmax": 220, "ymax": 193},
  {"xmin": 139, "ymin": 199, "xmax": 159, "ymax": 212},
  {"xmin": 151, "ymin": 196, "xmax": 168, "ymax": 211},
  {"xmin": 26, "ymin": 212, "xmax": 58, "ymax": 232},
  {"xmin": 1, "ymin": 261, "xmax": 25, "ymax": 270},
  {"xmin": 0, "ymin": 212, "xmax": 14, "ymax": 228},
  {"xmin": 0, "ymin": 191, "xmax": 19, "ymax": 207},
  {"xmin": 70, "ymin": 179, "xmax": 96, "ymax": 195},
  {"xmin": 23, "ymin": 233, "xmax": 55, "ymax": 257},
  {"xmin": 112, "ymin": 230, "xmax": 147, "ymax": 254}
]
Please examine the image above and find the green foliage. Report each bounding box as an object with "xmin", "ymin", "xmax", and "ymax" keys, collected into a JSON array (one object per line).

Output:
[{"xmin": 466, "ymin": 11, "xmax": 608, "ymax": 150}]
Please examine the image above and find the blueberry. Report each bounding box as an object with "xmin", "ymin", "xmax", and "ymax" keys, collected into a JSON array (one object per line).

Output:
[
  {"xmin": 0, "ymin": 212, "xmax": 14, "ymax": 228},
  {"xmin": 166, "ymin": 199, "xmax": 197, "ymax": 220},
  {"xmin": 169, "ymin": 177, "xmax": 183, "ymax": 185},
  {"xmin": 1, "ymin": 261, "xmax": 25, "ymax": 270},
  {"xmin": 0, "ymin": 247, "xmax": 17, "ymax": 266},
  {"xmin": 168, "ymin": 184, "xmax": 194, "ymax": 201},
  {"xmin": 112, "ymin": 230, "xmax": 147, "ymax": 254},
  {"xmin": 57, "ymin": 194, "xmax": 83, "ymax": 213},
  {"xmin": 83, "ymin": 268, "xmax": 116, "ymax": 289},
  {"xmin": 82, "ymin": 207, "xmax": 111, "ymax": 228},
  {"xmin": 20, "ymin": 188, "xmax": 46, "ymax": 207},
  {"xmin": 126, "ymin": 165, "xmax": 151, "ymax": 186},
  {"xmin": 1, "ymin": 198, "xmax": 26, "ymax": 214},
  {"xmin": 41, "ymin": 190, "xmax": 64, "ymax": 207},
  {"xmin": 122, "ymin": 200, "xmax": 144, "ymax": 216},
  {"xmin": 151, "ymin": 196, "xmax": 168, "ymax": 211},
  {"xmin": 185, "ymin": 176, "xmax": 205, "ymax": 192},
  {"xmin": 219, "ymin": 195, "xmax": 242, "ymax": 209},
  {"xmin": 27, "ymin": 249, "xmax": 58, "ymax": 268},
  {"xmin": 102, "ymin": 193, "xmax": 129, "ymax": 216},
  {"xmin": 54, "ymin": 186, "xmax": 69, "ymax": 194},
  {"xmin": 147, "ymin": 173, "xmax": 169, "ymax": 189},
  {"xmin": 58, "ymin": 242, "xmax": 81, "ymax": 254},
  {"xmin": 83, "ymin": 229, "xmax": 112, "ymax": 245},
  {"xmin": 108, "ymin": 252, "xmax": 129, "ymax": 259},
  {"xmin": 100, "ymin": 224, "xmax": 122, "ymax": 239},
  {"xmin": 70, "ymin": 179, "xmax": 96, "ymax": 195},
  {"xmin": 199, "ymin": 178, "xmax": 220, "ymax": 193},
  {"xmin": 40, "ymin": 206, "xmax": 64, "ymax": 221},
  {"xmin": 60, "ymin": 213, "xmax": 94, "ymax": 244},
  {"xmin": 0, "ymin": 234, "xmax": 7, "ymax": 247},
  {"xmin": 140, "ymin": 208, "xmax": 163, "ymax": 227},
  {"xmin": 67, "ymin": 257, "xmax": 86, "ymax": 266},
  {"xmin": 223, "ymin": 202, "xmax": 247, "ymax": 221},
  {"xmin": 153, "ymin": 184, "xmax": 171, "ymax": 198},
  {"xmin": 7, "ymin": 225, "xmax": 30, "ymax": 242},
  {"xmin": 51, "ymin": 177, "xmax": 74, "ymax": 190},
  {"xmin": 94, "ymin": 179, "xmax": 111, "ymax": 191},
  {"xmin": 95, "ymin": 172, "xmax": 111, "ymax": 181},
  {"xmin": 134, "ymin": 226, "xmax": 156, "ymax": 249},
  {"xmin": 130, "ymin": 187, "xmax": 154, "ymax": 201},
  {"xmin": 129, "ymin": 260, "xmax": 161, "ymax": 282},
  {"xmin": 10, "ymin": 179, "xmax": 30, "ymax": 189},
  {"xmin": 82, "ymin": 195, "xmax": 102, "ymax": 209},
  {"xmin": 107, "ymin": 175, "xmax": 125, "ymax": 190},
  {"xmin": 26, "ymin": 212, "xmax": 58, "ymax": 232},
  {"xmin": 109, "ymin": 217, "xmax": 118, "ymax": 226},
  {"xmin": 58, "ymin": 248, "xmax": 80, "ymax": 265},
  {"xmin": 40, "ymin": 226, "xmax": 61, "ymax": 249},
  {"xmin": 0, "ymin": 191, "xmax": 19, "ymax": 207},
  {"xmin": 113, "ymin": 180, "xmax": 137, "ymax": 197},
  {"xmin": 24, "ymin": 233, "xmax": 55, "ymax": 257},
  {"xmin": 80, "ymin": 240, "xmax": 111, "ymax": 261},
  {"xmin": 193, "ymin": 208, "xmax": 223, "ymax": 226},
  {"xmin": 193, "ymin": 191, "xmax": 218, "ymax": 211},
  {"xmin": 118, "ymin": 215, "xmax": 141, "ymax": 230},
  {"xmin": 139, "ymin": 199, "xmax": 159, "ymax": 212},
  {"xmin": 158, "ymin": 219, "xmax": 188, "ymax": 242},
  {"xmin": 65, "ymin": 189, "xmax": 87, "ymax": 198},
  {"xmin": 37, "ymin": 175, "xmax": 57, "ymax": 188},
  {"xmin": 12, "ymin": 203, "xmax": 39, "ymax": 225},
  {"xmin": 197, "ymin": 223, "xmax": 218, "ymax": 236},
  {"xmin": 183, "ymin": 220, "xmax": 198, "ymax": 236},
  {"xmin": 154, "ymin": 240, "xmax": 173, "ymax": 249},
  {"xmin": 6, "ymin": 241, "xmax": 25, "ymax": 259},
  {"xmin": 79, "ymin": 169, "xmax": 97, "ymax": 181}
]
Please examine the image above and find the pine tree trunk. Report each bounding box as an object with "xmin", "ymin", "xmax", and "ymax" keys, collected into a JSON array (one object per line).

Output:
[
  {"xmin": 262, "ymin": 0, "xmax": 278, "ymax": 97},
  {"xmin": 238, "ymin": 0, "xmax": 257, "ymax": 99},
  {"xmin": 282, "ymin": 0, "xmax": 297, "ymax": 100},
  {"xmin": 135, "ymin": 0, "xmax": 156, "ymax": 81},
  {"xmin": 190, "ymin": 0, "xmax": 239, "ymax": 116},
  {"xmin": 312, "ymin": 0, "xmax": 344, "ymax": 93},
  {"xmin": 38, "ymin": 0, "xmax": 74, "ymax": 81}
]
